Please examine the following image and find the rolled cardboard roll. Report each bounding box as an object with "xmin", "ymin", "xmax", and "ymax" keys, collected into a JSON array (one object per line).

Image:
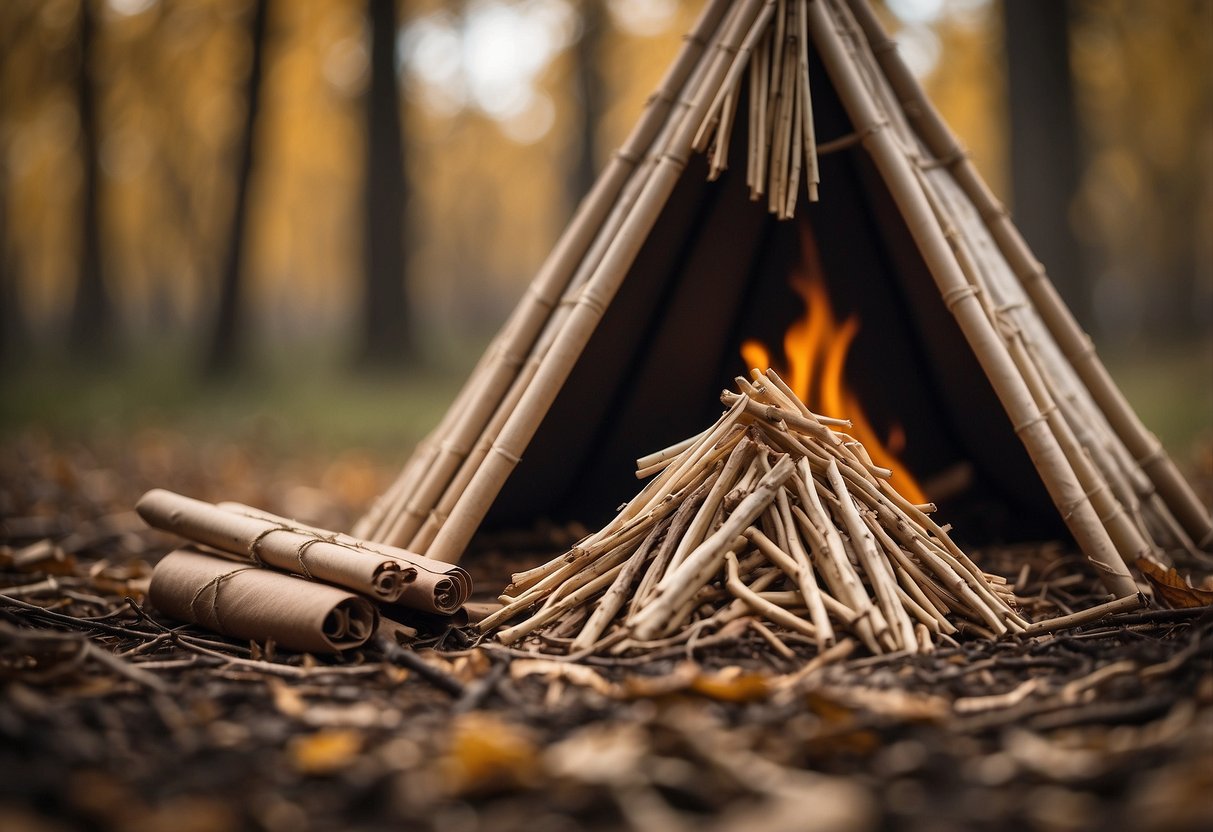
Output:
[
  {"xmin": 138, "ymin": 489, "xmax": 418, "ymax": 604},
  {"xmin": 215, "ymin": 501, "xmax": 472, "ymax": 615},
  {"xmin": 149, "ymin": 549, "xmax": 377, "ymax": 653}
]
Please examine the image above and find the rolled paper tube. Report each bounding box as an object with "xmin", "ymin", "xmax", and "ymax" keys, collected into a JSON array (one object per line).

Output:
[
  {"xmin": 215, "ymin": 501, "xmax": 472, "ymax": 616},
  {"xmin": 149, "ymin": 549, "xmax": 377, "ymax": 653},
  {"xmin": 137, "ymin": 489, "xmax": 413, "ymax": 603},
  {"xmin": 140, "ymin": 490, "xmax": 472, "ymax": 614}
]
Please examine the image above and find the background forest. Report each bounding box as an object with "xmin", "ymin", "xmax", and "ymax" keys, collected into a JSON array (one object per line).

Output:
[{"xmin": 1, "ymin": 0, "xmax": 1210, "ymax": 465}]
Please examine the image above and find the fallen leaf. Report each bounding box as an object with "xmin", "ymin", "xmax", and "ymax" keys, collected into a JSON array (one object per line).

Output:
[
  {"xmin": 1136, "ymin": 557, "xmax": 1213, "ymax": 609},
  {"xmin": 812, "ymin": 684, "xmax": 950, "ymax": 722},
  {"xmin": 449, "ymin": 648, "xmax": 491, "ymax": 682},
  {"xmin": 543, "ymin": 722, "xmax": 649, "ymax": 786},
  {"xmin": 440, "ymin": 713, "xmax": 538, "ymax": 796},
  {"xmin": 621, "ymin": 662, "xmax": 699, "ymax": 698},
  {"xmin": 688, "ymin": 666, "xmax": 771, "ymax": 702},
  {"xmin": 622, "ymin": 662, "xmax": 772, "ymax": 702},
  {"xmin": 509, "ymin": 658, "xmax": 619, "ymax": 696},
  {"xmin": 268, "ymin": 679, "xmax": 306, "ymax": 718},
  {"xmin": 288, "ymin": 730, "xmax": 363, "ymax": 776}
]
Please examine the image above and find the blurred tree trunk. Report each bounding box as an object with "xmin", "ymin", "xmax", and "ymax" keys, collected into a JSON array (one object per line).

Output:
[
  {"xmin": 1003, "ymin": 0, "xmax": 1090, "ymax": 328},
  {"xmin": 358, "ymin": 0, "xmax": 412, "ymax": 366},
  {"xmin": 0, "ymin": 168, "xmax": 25, "ymax": 364},
  {"xmin": 0, "ymin": 16, "xmax": 22, "ymax": 363},
  {"xmin": 206, "ymin": 0, "xmax": 270, "ymax": 374},
  {"xmin": 568, "ymin": 0, "xmax": 606, "ymax": 214},
  {"xmin": 68, "ymin": 0, "xmax": 113, "ymax": 358}
]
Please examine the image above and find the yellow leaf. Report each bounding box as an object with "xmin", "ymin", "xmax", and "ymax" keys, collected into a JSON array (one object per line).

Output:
[
  {"xmin": 622, "ymin": 662, "xmax": 773, "ymax": 702},
  {"xmin": 288, "ymin": 730, "xmax": 363, "ymax": 776},
  {"xmin": 688, "ymin": 668, "xmax": 771, "ymax": 703},
  {"xmin": 440, "ymin": 713, "xmax": 537, "ymax": 796}
]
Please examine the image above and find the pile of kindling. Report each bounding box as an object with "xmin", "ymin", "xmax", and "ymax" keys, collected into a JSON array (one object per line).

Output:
[{"xmin": 480, "ymin": 370, "xmax": 1027, "ymax": 656}]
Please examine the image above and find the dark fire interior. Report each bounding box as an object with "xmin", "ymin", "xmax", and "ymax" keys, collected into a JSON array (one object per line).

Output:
[{"xmin": 484, "ymin": 54, "xmax": 1064, "ymax": 549}]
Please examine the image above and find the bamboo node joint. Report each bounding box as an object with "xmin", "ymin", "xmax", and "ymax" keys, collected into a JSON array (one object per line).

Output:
[
  {"xmin": 941, "ymin": 284, "xmax": 979, "ymax": 312},
  {"xmin": 489, "ymin": 444, "xmax": 523, "ymax": 465}
]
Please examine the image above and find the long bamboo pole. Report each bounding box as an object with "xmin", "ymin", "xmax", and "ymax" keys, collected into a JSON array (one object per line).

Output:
[
  {"xmin": 910, "ymin": 124, "xmax": 1165, "ymax": 560},
  {"xmin": 405, "ymin": 11, "xmax": 736, "ymax": 554},
  {"xmin": 426, "ymin": 0, "xmax": 768, "ymax": 564},
  {"xmin": 841, "ymin": 0, "xmax": 1212, "ymax": 550},
  {"xmin": 1008, "ymin": 333, "xmax": 1154, "ymax": 569},
  {"xmin": 357, "ymin": 0, "xmax": 735, "ymax": 546},
  {"xmin": 806, "ymin": 0, "xmax": 1137, "ymax": 598},
  {"xmin": 908, "ymin": 159, "xmax": 1140, "ymax": 590}
]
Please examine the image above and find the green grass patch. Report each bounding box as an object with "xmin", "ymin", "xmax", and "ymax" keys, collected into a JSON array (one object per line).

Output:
[
  {"xmin": 1101, "ymin": 336, "xmax": 1213, "ymax": 460},
  {"xmin": 3, "ymin": 334, "xmax": 1208, "ymax": 465},
  {"xmin": 0, "ymin": 337, "xmax": 485, "ymax": 455}
]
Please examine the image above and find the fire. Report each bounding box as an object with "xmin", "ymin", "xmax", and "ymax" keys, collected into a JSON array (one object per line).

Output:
[{"xmin": 741, "ymin": 224, "xmax": 927, "ymax": 504}]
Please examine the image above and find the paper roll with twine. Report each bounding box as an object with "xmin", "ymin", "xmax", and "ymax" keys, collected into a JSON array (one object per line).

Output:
[
  {"xmin": 149, "ymin": 549, "xmax": 377, "ymax": 653},
  {"xmin": 137, "ymin": 490, "xmax": 470, "ymax": 615},
  {"xmin": 216, "ymin": 501, "xmax": 471, "ymax": 616}
]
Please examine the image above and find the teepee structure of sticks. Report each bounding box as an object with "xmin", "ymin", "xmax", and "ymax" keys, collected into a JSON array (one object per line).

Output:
[{"xmin": 356, "ymin": 0, "xmax": 1212, "ymax": 600}]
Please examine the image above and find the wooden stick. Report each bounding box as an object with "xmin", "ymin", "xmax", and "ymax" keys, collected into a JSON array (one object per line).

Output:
[
  {"xmin": 636, "ymin": 427, "xmax": 711, "ymax": 473},
  {"xmin": 696, "ymin": 0, "xmax": 778, "ymax": 153},
  {"xmin": 609, "ymin": 395, "xmax": 749, "ymax": 540},
  {"xmin": 632, "ymin": 454, "xmax": 795, "ymax": 639},
  {"xmin": 654, "ymin": 534, "xmax": 752, "ymax": 637},
  {"xmin": 668, "ymin": 439, "xmax": 757, "ymax": 569},
  {"xmin": 630, "ymin": 467, "xmax": 724, "ymax": 612},
  {"xmin": 479, "ymin": 482, "xmax": 692, "ymax": 631},
  {"xmin": 1007, "ymin": 333, "xmax": 1152, "ymax": 573},
  {"xmin": 793, "ymin": 459, "xmax": 880, "ymax": 650},
  {"xmin": 752, "ymin": 587, "xmax": 856, "ymax": 625},
  {"xmin": 724, "ymin": 551, "xmax": 817, "ymax": 638},
  {"xmin": 753, "ymin": 23, "xmax": 771, "ymax": 199},
  {"xmin": 496, "ymin": 554, "xmax": 632, "ymax": 645},
  {"xmin": 747, "ymin": 26, "xmax": 762, "ymax": 193},
  {"xmin": 744, "ymin": 524, "xmax": 834, "ymax": 645},
  {"xmin": 1019, "ymin": 593, "xmax": 1146, "ymax": 636},
  {"xmin": 769, "ymin": 8, "xmax": 796, "ymax": 216},
  {"xmin": 784, "ymin": 56, "xmax": 803, "ymax": 219},
  {"xmin": 861, "ymin": 511, "xmax": 955, "ymax": 633},
  {"xmin": 909, "ymin": 160, "xmax": 1138, "ymax": 597},
  {"xmin": 774, "ymin": 485, "xmax": 834, "ymax": 642},
  {"xmin": 569, "ymin": 518, "xmax": 668, "ymax": 651},
  {"xmin": 824, "ymin": 459, "xmax": 916, "ymax": 650},
  {"xmin": 797, "ymin": 0, "xmax": 819, "ymax": 201}
]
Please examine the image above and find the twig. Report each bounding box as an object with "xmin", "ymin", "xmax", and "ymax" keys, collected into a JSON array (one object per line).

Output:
[
  {"xmin": 374, "ymin": 634, "xmax": 465, "ymax": 697},
  {"xmin": 1019, "ymin": 593, "xmax": 1147, "ymax": 637}
]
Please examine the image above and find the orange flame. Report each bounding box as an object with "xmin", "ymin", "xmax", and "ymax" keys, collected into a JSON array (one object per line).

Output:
[{"xmin": 742, "ymin": 224, "xmax": 927, "ymax": 504}]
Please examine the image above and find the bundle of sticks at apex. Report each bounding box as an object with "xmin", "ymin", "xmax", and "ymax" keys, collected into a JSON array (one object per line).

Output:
[
  {"xmin": 137, "ymin": 490, "xmax": 471, "ymax": 653},
  {"xmin": 480, "ymin": 370, "xmax": 1027, "ymax": 656}
]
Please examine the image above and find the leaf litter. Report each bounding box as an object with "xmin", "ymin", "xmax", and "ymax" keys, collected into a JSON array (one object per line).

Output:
[{"xmin": 1, "ymin": 429, "xmax": 1211, "ymax": 831}]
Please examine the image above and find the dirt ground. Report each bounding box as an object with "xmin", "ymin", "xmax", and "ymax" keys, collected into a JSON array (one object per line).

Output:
[{"xmin": 2, "ymin": 429, "xmax": 1211, "ymax": 832}]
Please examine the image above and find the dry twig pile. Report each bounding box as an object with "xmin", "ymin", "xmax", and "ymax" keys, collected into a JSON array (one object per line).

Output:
[{"xmin": 482, "ymin": 369, "xmax": 1029, "ymax": 655}]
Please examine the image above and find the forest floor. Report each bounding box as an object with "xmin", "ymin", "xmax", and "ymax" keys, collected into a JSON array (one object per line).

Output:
[{"xmin": 2, "ymin": 344, "xmax": 1212, "ymax": 832}]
